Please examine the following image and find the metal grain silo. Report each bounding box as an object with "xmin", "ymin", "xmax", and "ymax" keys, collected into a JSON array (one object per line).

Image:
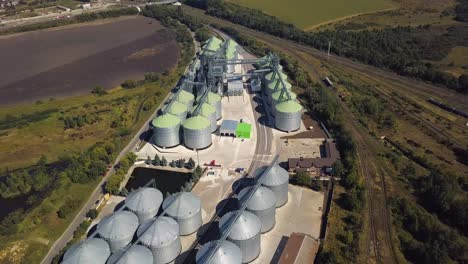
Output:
[
  {"xmin": 176, "ymin": 90, "xmax": 195, "ymax": 111},
  {"xmin": 261, "ymin": 164, "xmax": 289, "ymax": 207},
  {"xmin": 207, "ymin": 92, "xmax": 222, "ymax": 120},
  {"xmin": 275, "ymin": 100, "xmax": 302, "ymax": 132},
  {"xmin": 162, "ymin": 192, "xmax": 202, "ymax": 235},
  {"xmin": 196, "ymin": 240, "xmax": 242, "ymax": 264},
  {"xmin": 183, "ymin": 116, "xmax": 212, "ymax": 150},
  {"xmin": 168, "ymin": 101, "xmax": 188, "ymax": 121},
  {"xmin": 219, "ymin": 210, "xmax": 261, "ymax": 263},
  {"xmin": 107, "ymin": 245, "xmax": 153, "ymax": 264},
  {"xmin": 151, "ymin": 114, "xmax": 181, "ymax": 148},
  {"xmin": 237, "ymin": 186, "xmax": 276, "ymax": 233},
  {"xmin": 97, "ymin": 211, "xmax": 139, "ymax": 253},
  {"xmin": 266, "ymin": 79, "xmax": 292, "ymax": 104},
  {"xmin": 264, "ymin": 71, "xmax": 287, "ymax": 85},
  {"xmin": 137, "ymin": 217, "xmax": 181, "ymax": 264},
  {"xmin": 271, "ymin": 90, "xmax": 297, "ymax": 116},
  {"xmin": 125, "ymin": 187, "xmax": 163, "ymax": 223},
  {"xmin": 200, "ymin": 103, "xmax": 218, "ymax": 133},
  {"xmin": 63, "ymin": 238, "xmax": 110, "ymax": 264}
]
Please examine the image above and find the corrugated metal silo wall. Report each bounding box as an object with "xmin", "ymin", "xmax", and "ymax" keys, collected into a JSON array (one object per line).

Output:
[
  {"xmin": 275, "ymin": 111, "xmax": 301, "ymax": 132},
  {"xmin": 263, "ymin": 183, "xmax": 288, "ymax": 208},
  {"xmin": 175, "ymin": 212, "xmax": 203, "ymax": 236},
  {"xmin": 153, "ymin": 124, "xmax": 181, "ymax": 148},
  {"xmin": 183, "ymin": 126, "xmax": 212, "ymax": 149},
  {"xmin": 228, "ymin": 232, "xmax": 261, "ymax": 263}
]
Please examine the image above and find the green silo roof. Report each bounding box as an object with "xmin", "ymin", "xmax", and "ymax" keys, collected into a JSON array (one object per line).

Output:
[
  {"xmin": 201, "ymin": 103, "xmax": 216, "ymax": 116},
  {"xmin": 272, "ymin": 90, "xmax": 297, "ymax": 101},
  {"xmin": 177, "ymin": 90, "xmax": 195, "ymax": 103},
  {"xmin": 183, "ymin": 116, "xmax": 210, "ymax": 130},
  {"xmin": 268, "ymin": 79, "xmax": 292, "ymax": 90},
  {"xmin": 152, "ymin": 114, "xmax": 180, "ymax": 128},
  {"xmin": 168, "ymin": 101, "xmax": 188, "ymax": 114},
  {"xmin": 226, "ymin": 50, "xmax": 236, "ymax": 60},
  {"xmin": 207, "ymin": 92, "xmax": 221, "ymax": 104},
  {"xmin": 265, "ymin": 71, "xmax": 287, "ymax": 81},
  {"xmin": 204, "ymin": 36, "xmax": 223, "ymax": 52},
  {"xmin": 275, "ymin": 100, "xmax": 302, "ymax": 113}
]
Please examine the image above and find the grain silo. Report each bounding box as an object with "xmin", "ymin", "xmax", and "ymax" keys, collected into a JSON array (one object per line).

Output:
[
  {"xmin": 207, "ymin": 92, "xmax": 222, "ymax": 120},
  {"xmin": 97, "ymin": 211, "xmax": 139, "ymax": 253},
  {"xmin": 125, "ymin": 187, "xmax": 163, "ymax": 223},
  {"xmin": 137, "ymin": 217, "xmax": 181, "ymax": 264},
  {"xmin": 219, "ymin": 210, "xmax": 261, "ymax": 263},
  {"xmin": 162, "ymin": 192, "xmax": 202, "ymax": 236},
  {"xmin": 237, "ymin": 186, "xmax": 276, "ymax": 233},
  {"xmin": 195, "ymin": 240, "xmax": 242, "ymax": 264},
  {"xmin": 271, "ymin": 90, "xmax": 297, "ymax": 116},
  {"xmin": 275, "ymin": 100, "xmax": 302, "ymax": 132},
  {"xmin": 167, "ymin": 101, "xmax": 188, "ymax": 121},
  {"xmin": 176, "ymin": 90, "xmax": 195, "ymax": 111},
  {"xmin": 63, "ymin": 238, "xmax": 110, "ymax": 264},
  {"xmin": 183, "ymin": 115, "xmax": 212, "ymax": 150},
  {"xmin": 107, "ymin": 245, "xmax": 153, "ymax": 264},
  {"xmin": 200, "ymin": 103, "xmax": 218, "ymax": 133},
  {"xmin": 151, "ymin": 114, "xmax": 181, "ymax": 148},
  {"xmin": 264, "ymin": 71, "xmax": 287, "ymax": 85},
  {"xmin": 260, "ymin": 164, "xmax": 289, "ymax": 207},
  {"xmin": 266, "ymin": 79, "xmax": 292, "ymax": 104}
]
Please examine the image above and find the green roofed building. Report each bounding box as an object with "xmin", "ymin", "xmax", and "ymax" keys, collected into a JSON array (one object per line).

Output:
[{"xmin": 236, "ymin": 123, "xmax": 252, "ymax": 139}]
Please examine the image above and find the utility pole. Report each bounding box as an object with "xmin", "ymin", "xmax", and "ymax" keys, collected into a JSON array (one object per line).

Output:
[{"xmin": 327, "ymin": 41, "xmax": 331, "ymax": 61}]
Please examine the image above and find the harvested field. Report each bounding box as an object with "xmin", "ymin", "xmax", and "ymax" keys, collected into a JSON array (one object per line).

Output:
[{"xmin": 0, "ymin": 16, "xmax": 179, "ymax": 106}]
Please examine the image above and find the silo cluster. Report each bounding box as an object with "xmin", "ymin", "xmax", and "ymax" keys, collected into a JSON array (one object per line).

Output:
[
  {"xmin": 238, "ymin": 186, "xmax": 276, "ymax": 233},
  {"xmin": 207, "ymin": 92, "xmax": 222, "ymax": 120},
  {"xmin": 137, "ymin": 216, "xmax": 181, "ymax": 264},
  {"xmin": 275, "ymin": 100, "xmax": 302, "ymax": 132},
  {"xmin": 196, "ymin": 240, "xmax": 242, "ymax": 264},
  {"xmin": 97, "ymin": 211, "xmax": 139, "ymax": 252},
  {"xmin": 224, "ymin": 39, "xmax": 238, "ymax": 73},
  {"xmin": 107, "ymin": 245, "xmax": 153, "ymax": 264},
  {"xmin": 125, "ymin": 187, "xmax": 163, "ymax": 223},
  {"xmin": 163, "ymin": 192, "xmax": 202, "ymax": 236},
  {"xmin": 260, "ymin": 164, "xmax": 289, "ymax": 207},
  {"xmin": 219, "ymin": 210, "xmax": 262, "ymax": 263},
  {"xmin": 266, "ymin": 78, "xmax": 292, "ymax": 105},
  {"xmin": 151, "ymin": 114, "xmax": 181, "ymax": 148},
  {"xmin": 183, "ymin": 115, "xmax": 212, "ymax": 150},
  {"xmin": 62, "ymin": 238, "xmax": 110, "ymax": 264}
]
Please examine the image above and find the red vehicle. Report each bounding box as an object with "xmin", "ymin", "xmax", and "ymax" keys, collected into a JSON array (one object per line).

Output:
[{"xmin": 204, "ymin": 160, "xmax": 221, "ymax": 167}]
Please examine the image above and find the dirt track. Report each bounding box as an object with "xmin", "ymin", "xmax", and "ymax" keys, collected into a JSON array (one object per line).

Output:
[{"xmin": 0, "ymin": 16, "xmax": 179, "ymax": 105}]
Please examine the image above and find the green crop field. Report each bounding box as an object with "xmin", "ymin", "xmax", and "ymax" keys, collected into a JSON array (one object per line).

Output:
[{"xmin": 227, "ymin": 0, "xmax": 392, "ymax": 30}]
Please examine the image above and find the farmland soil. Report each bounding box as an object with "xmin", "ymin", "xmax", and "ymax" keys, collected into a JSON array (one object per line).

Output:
[{"xmin": 0, "ymin": 16, "xmax": 179, "ymax": 106}]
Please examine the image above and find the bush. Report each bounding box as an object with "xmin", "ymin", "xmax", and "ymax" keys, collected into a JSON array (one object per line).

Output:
[
  {"xmin": 291, "ymin": 172, "xmax": 310, "ymax": 186},
  {"xmin": 86, "ymin": 209, "xmax": 98, "ymax": 219}
]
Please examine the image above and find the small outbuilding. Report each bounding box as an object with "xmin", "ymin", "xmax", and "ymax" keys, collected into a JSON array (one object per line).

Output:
[
  {"xmin": 235, "ymin": 123, "xmax": 251, "ymax": 139},
  {"xmin": 220, "ymin": 120, "xmax": 238, "ymax": 136}
]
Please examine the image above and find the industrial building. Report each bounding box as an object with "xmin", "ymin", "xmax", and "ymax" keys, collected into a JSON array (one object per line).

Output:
[{"xmin": 288, "ymin": 139, "xmax": 340, "ymax": 174}]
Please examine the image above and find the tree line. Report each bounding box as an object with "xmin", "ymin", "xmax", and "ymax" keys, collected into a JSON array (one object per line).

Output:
[{"xmin": 184, "ymin": 0, "xmax": 468, "ymax": 93}]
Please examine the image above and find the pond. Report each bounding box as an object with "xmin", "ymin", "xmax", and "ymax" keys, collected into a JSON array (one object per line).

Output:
[{"xmin": 125, "ymin": 167, "xmax": 192, "ymax": 195}]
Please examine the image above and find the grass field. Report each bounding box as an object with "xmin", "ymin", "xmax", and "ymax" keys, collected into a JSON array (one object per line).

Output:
[{"xmin": 227, "ymin": 0, "xmax": 392, "ymax": 30}]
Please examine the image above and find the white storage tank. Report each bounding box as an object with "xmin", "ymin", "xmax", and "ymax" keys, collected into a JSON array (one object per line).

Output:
[
  {"xmin": 271, "ymin": 90, "xmax": 297, "ymax": 116},
  {"xmin": 275, "ymin": 100, "xmax": 302, "ymax": 132},
  {"xmin": 183, "ymin": 116, "xmax": 212, "ymax": 150},
  {"xmin": 200, "ymin": 103, "xmax": 218, "ymax": 133},
  {"xmin": 62, "ymin": 238, "xmax": 110, "ymax": 264},
  {"xmin": 207, "ymin": 92, "xmax": 222, "ymax": 120},
  {"xmin": 167, "ymin": 101, "xmax": 188, "ymax": 121},
  {"xmin": 151, "ymin": 114, "xmax": 181, "ymax": 148},
  {"xmin": 196, "ymin": 240, "xmax": 242, "ymax": 264},
  {"xmin": 97, "ymin": 211, "xmax": 139, "ymax": 253},
  {"xmin": 260, "ymin": 164, "xmax": 289, "ymax": 207},
  {"xmin": 107, "ymin": 245, "xmax": 153, "ymax": 264},
  {"xmin": 162, "ymin": 192, "xmax": 202, "ymax": 236},
  {"xmin": 176, "ymin": 90, "xmax": 195, "ymax": 111},
  {"xmin": 219, "ymin": 210, "xmax": 261, "ymax": 263},
  {"xmin": 238, "ymin": 186, "xmax": 276, "ymax": 233},
  {"xmin": 137, "ymin": 217, "xmax": 181, "ymax": 264},
  {"xmin": 125, "ymin": 187, "xmax": 163, "ymax": 223}
]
